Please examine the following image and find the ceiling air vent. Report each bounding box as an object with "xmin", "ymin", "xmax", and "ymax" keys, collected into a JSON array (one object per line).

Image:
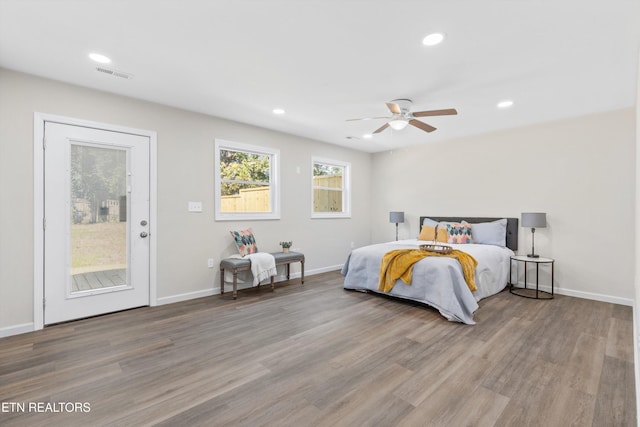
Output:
[{"xmin": 95, "ymin": 67, "xmax": 134, "ymax": 80}]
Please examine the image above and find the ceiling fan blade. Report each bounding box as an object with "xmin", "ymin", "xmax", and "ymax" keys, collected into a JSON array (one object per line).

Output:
[
  {"xmin": 409, "ymin": 119, "xmax": 436, "ymax": 133},
  {"xmin": 412, "ymin": 108, "xmax": 458, "ymax": 117},
  {"xmin": 346, "ymin": 116, "xmax": 391, "ymax": 122},
  {"xmin": 373, "ymin": 123, "xmax": 390, "ymax": 134},
  {"xmin": 386, "ymin": 102, "xmax": 401, "ymax": 114}
]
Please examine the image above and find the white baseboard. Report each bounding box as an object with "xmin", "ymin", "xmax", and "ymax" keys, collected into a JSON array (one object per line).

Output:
[
  {"xmin": 0, "ymin": 323, "xmax": 34, "ymax": 338},
  {"xmin": 553, "ymin": 287, "xmax": 634, "ymax": 306},
  {"xmin": 156, "ymin": 265, "xmax": 344, "ymax": 306},
  {"xmin": 291, "ymin": 264, "xmax": 344, "ymax": 278},
  {"xmin": 513, "ymin": 282, "xmax": 633, "ymax": 306},
  {"xmin": 156, "ymin": 288, "xmax": 216, "ymax": 305}
]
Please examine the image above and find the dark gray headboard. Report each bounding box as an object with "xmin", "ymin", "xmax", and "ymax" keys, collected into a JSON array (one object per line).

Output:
[{"xmin": 419, "ymin": 216, "xmax": 518, "ymax": 251}]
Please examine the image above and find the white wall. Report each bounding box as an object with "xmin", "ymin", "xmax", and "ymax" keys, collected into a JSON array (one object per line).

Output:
[
  {"xmin": 0, "ymin": 68, "xmax": 372, "ymax": 333},
  {"xmin": 371, "ymin": 108, "xmax": 636, "ymax": 303}
]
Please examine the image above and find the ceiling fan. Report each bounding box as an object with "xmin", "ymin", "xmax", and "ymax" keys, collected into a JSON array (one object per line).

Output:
[{"xmin": 348, "ymin": 99, "xmax": 457, "ymax": 134}]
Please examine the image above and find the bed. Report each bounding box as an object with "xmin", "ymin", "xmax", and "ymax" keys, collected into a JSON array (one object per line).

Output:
[{"xmin": 341, "ymin": 216, "xmax": 518, "ymax": 324}]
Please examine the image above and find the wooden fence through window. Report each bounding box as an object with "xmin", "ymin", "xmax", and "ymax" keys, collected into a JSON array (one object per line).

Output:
[{"xmin": 220, "ymin": 175, "xmax": 343, "ymax": 212}]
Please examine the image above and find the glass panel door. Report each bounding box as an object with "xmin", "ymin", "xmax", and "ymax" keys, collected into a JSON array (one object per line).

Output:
[{"xmin": 44, "ymin": 121, "xmax": 150, "ymax": 325}]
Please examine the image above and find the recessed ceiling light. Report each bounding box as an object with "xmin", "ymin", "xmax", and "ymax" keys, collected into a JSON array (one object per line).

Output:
[
  {"xmin": 422, "ymin": 33, "xmax": 445, "ymax": 46},
  {"xmin": 497, "ymin": 100, "xmax": 514, "ymax": 109},
  {"xmin": 272, "ymin": 108, "xmax": 285, "ymax": 115},
  {"xmin": 89, "ymin": 53, "xmax": 111, "ymax": 64},
  {"xmin": 362, "ymin": 134, "xmax": 372, "ymax": 139}
]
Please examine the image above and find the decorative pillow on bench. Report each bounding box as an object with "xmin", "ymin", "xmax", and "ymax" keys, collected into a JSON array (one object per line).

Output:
[{"xmin": 230, "ymin": 228, "xmax": 258, "ymax": 257}]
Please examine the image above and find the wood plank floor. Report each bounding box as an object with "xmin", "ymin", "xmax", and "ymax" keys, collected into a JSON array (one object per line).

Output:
[{"xmin": 0, "ymin": 271, "xmax": 635, "ymax": 426}]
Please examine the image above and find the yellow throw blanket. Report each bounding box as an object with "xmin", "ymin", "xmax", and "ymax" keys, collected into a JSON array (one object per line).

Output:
[{"xmin": 378, "ymin": 249, "xmax": 478, "ymax": 293}]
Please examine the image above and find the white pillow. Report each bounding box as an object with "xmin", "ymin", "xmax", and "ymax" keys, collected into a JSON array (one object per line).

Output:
[
  {"xmin": 470, "ymin": 219, "xmax": 507, "ymax": 247},
  {"xmin": 422, "ymin": 217, "xmax": 439, "ymax": 227}
]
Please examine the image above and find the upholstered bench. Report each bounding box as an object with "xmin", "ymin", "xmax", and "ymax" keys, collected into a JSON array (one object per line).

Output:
[{"xmin": 219, "ymin": 251, "xmax": 305, "ymax": 299}]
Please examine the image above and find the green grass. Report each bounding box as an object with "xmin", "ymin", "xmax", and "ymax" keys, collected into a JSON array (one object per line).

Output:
[{"xmin": 71, "ymin": 222, "xmax": 127, "ymax": 270}]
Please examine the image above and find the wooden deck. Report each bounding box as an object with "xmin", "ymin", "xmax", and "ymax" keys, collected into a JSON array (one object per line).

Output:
[
  {"xmin": 0, "ymin": 270, "xmax": 635, "ymax": 426},
  {"xmin": 72, "ymin": 268, "xmax": 126, "ymax": 292}
]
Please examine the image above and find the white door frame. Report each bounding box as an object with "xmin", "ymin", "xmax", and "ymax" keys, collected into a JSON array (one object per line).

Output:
[{"xmin": 33, "ymin": 112, "xmax": 158, "ymax": 330}]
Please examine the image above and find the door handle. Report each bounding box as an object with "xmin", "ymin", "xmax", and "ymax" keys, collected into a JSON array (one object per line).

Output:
[{"xmin": 140, "ymin": 231, "xmax": 149, "ymax": 238}]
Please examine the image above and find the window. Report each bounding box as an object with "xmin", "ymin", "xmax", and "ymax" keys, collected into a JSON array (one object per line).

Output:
[
  {"xmin": 312, "ymin": 157, "xmax": 350, "ymax": 218},
  {"xmin": 215, "ymin": 139, "xmax": 280, "ymax": 220}
]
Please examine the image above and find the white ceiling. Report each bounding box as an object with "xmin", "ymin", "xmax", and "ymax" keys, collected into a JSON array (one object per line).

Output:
[{"xmin": 1, "ymin": 0, "xmax": 639, "ymax": 153}]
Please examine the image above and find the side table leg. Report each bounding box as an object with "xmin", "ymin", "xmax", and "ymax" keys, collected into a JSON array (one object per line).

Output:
[
  {"xmin": 536, "ymin": 262, "xmax": 540, "ymax": 299},
  {"xmin": 509, "ymin": 259, "xmax": 513, "ymax": 289}
]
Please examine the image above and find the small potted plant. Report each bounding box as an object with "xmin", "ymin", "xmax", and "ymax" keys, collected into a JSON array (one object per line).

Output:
[{"xmin": 279, "ymin": 241, "xmax": 293, "ymax": 253}]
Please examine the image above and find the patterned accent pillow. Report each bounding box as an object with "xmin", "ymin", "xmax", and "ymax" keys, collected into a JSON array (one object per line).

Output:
[
  {"xmin": 230, "ymin": 228, "xmax": 258, "ymax": 257},
  {"xmin": 446, "ymin": 222, "xmax": 474, "ymax": 244}
]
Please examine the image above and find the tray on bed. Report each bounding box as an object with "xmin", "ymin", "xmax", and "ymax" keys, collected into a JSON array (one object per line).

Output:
[{"xmin": 419, "ymin": 244, "xmax": 453, "ymax": 254}]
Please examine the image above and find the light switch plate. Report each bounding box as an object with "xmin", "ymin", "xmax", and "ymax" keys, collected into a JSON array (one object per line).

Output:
[{"xmin": 188, "ymin": 201, "xmax": 203, "ymax": 212}]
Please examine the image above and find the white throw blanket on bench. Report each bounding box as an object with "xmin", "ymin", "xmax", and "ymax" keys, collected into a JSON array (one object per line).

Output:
[{"xmin": 246, "ymin": 252, "xmax": 277, "ymax": 285}]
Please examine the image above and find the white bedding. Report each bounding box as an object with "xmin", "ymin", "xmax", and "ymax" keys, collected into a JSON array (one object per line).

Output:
[{"xmin": 341, "ymin": 239, "xmax": 514, "ymax": 324}]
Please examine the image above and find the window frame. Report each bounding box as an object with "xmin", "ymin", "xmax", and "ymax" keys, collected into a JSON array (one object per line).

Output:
[
  {"xmin": 214, "ymin": 139, "xmax": 280, "ymax": 221},
  {"xmin": 311, "ymin": 157, "xmax": 351, "ymax": 219}
]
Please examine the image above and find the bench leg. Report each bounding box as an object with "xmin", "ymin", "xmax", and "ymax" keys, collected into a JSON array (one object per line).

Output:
[
  {"xmin": 270, "ymin": 275, "xmax": 275, "ymax": 292},
  {"xmin": 301, "ymin": 259, "xmax": 305, "ymax": 284},
  {"xmin": 232, "ymin": 271, "xmax": 238, "ymax": 299},
  {"xmin": 220, "ymin": 269, "xmax": 225, "ymax": 295}
]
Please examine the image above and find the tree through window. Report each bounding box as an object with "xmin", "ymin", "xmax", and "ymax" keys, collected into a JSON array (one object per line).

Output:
[{"xmin": 215, "ymin": 140, "xmax": 280, "ymax": 220}]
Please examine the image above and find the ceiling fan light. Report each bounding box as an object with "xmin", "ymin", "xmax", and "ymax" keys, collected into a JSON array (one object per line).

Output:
[{"xmin": 389, "ymin": 119, "xmax": 409, "ymax": 130}]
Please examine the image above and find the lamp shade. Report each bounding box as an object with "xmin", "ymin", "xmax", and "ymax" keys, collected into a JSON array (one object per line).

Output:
[
  {"xmin": 389, "ymin": 211, "xmax": 405, "ymax": 223},
  {"xmin": 521, "ymin": 212, "xmax": 546, "ymax": 228}
]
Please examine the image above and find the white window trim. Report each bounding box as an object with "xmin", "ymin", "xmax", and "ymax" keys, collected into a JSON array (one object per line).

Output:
[
  {"xmin": 311, "ymin": 156, "xmax": 351, "ymax": 219},
  {"xmin": 215, "ymin": 138, "xmax": 280, "ymax": 221}
]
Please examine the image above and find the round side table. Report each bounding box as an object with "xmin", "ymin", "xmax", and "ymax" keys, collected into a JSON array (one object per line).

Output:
[{"xmin": 509, "ymin": 255, "xmax": 554, "ymax": 299}]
